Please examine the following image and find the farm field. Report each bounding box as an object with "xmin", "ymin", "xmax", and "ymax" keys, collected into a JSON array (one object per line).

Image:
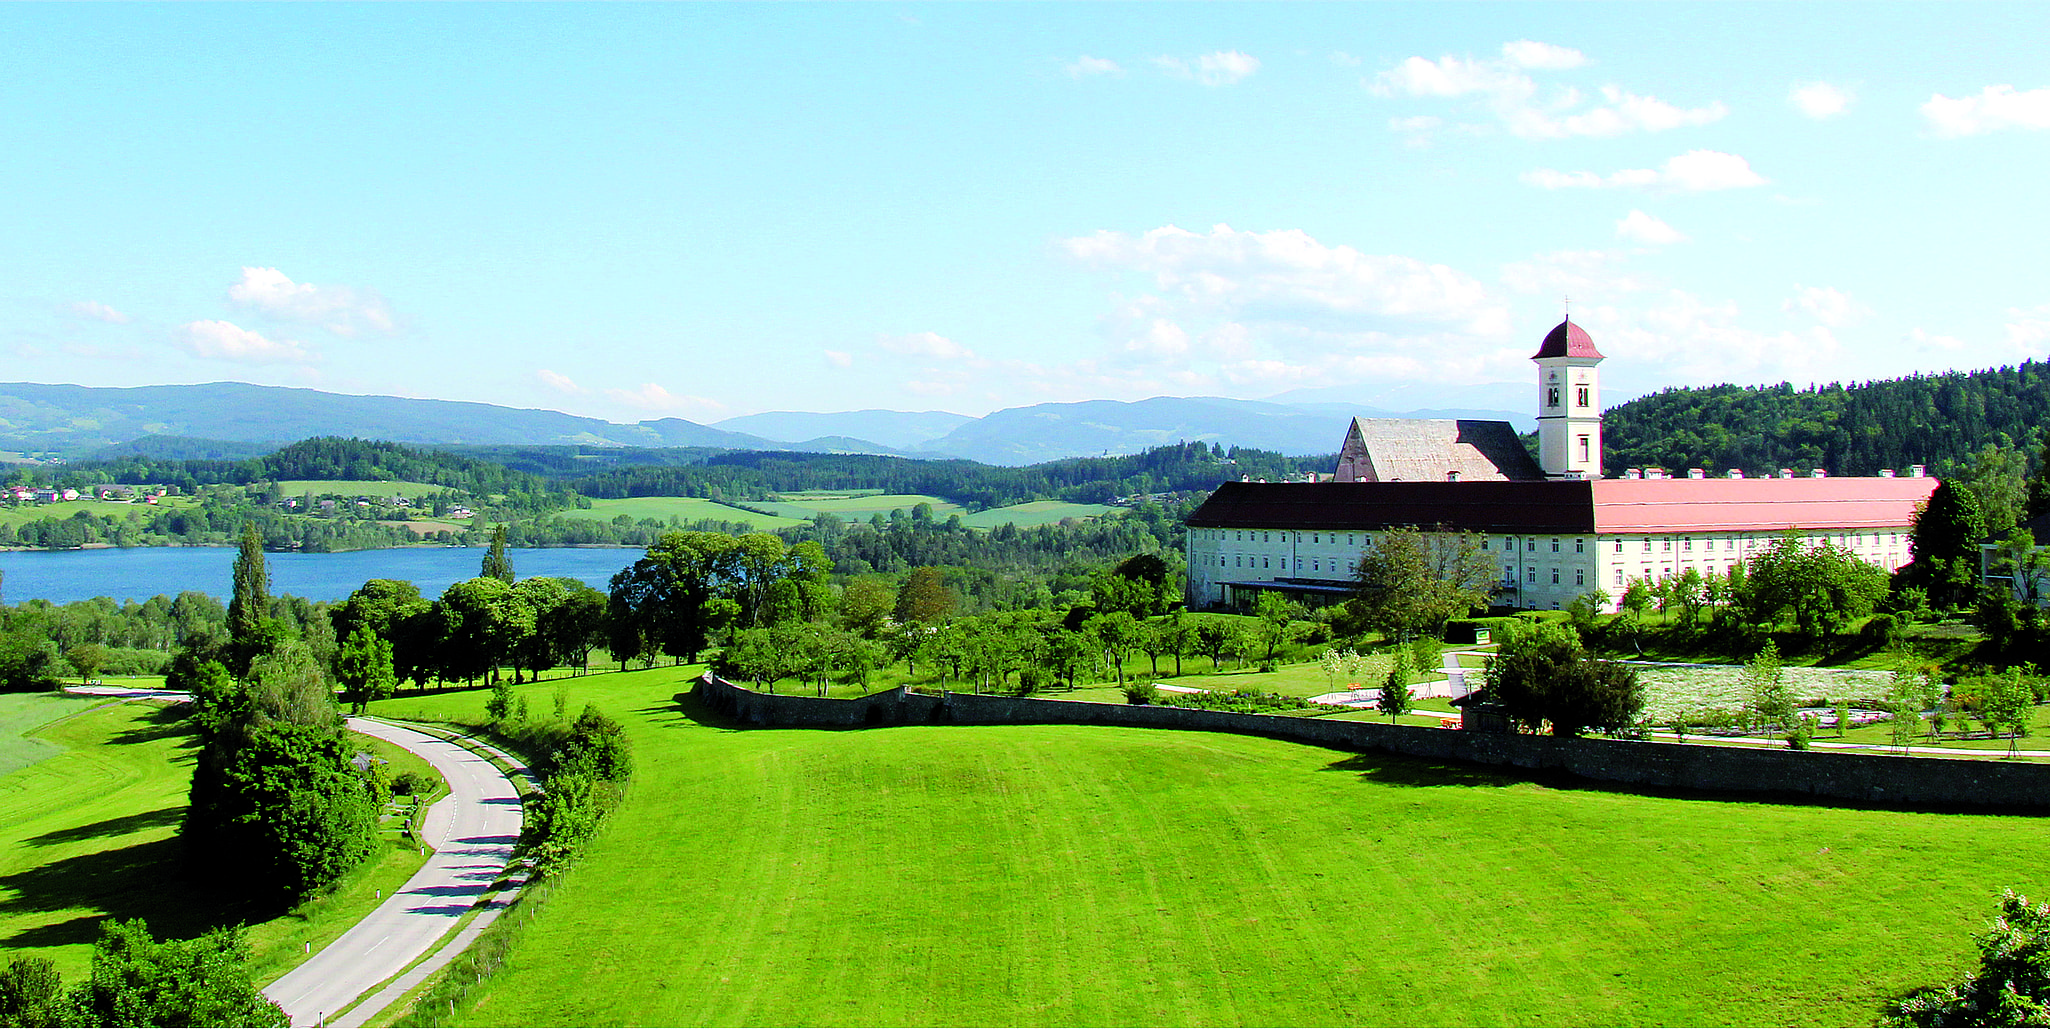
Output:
[
  {"xmin": 0, "ymin": 499, "xmax": 183, "ymax": 529},
  {"xmin": 371, "ymin": 667, "xmax": 2028, "ymax": 1027},
  {"xmin": 957, "ymin": 500, "xmax": 1113, "ymax": 529},
  {"xmin": 276, "ymin": 479, "xmax": 446, "ymax": 499},
  {"xmin": 554, "ymin": 497, "xmax": 803, "ymax": 531},
  {"xmin": 0, "ymin": 694, "xmax": 431, "ymax": 983},
  {"xmin": 756, "ymin": 492, "xmax": 968, "ymax": 521}
]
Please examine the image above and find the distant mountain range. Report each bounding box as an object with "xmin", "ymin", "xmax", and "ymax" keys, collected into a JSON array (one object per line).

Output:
[{"xmin": 0, "ymin": 380, "xmax": 1530, "ymax": 467}]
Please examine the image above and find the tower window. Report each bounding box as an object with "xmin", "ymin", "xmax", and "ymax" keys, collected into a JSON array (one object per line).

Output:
[
  {"xmin": 1578, "ymin": 435, "xmax": 1591, "ymax": 462},
  {"xmin": 1576, "ymin": 386, "xmax": 1590, "ymax": 407},
  {"xmin": 1547, "ymin": 387, "xmax": 1561, "ymax": 408}
]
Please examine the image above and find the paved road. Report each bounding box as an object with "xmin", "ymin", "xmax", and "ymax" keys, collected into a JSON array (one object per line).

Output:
[{"xmin": 263, "ymin": 718, "xmax": 524, "ymax": 1028}]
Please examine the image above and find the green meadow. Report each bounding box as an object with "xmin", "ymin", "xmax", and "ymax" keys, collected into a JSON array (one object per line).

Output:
[
  {"xmin": 554, "ymin": 497, "xmax": 804, "ymax": 531},
  {"xmin": 956, "ymin": 500, "xmax": 1113, "ymax": 528},
  {"xmin": 0, "ymin": 695, "xmax": 434, "ymax": 983},
  {"xmin": 369, "ymin": 667, "xmax": 2029, "ymax": 1027},
  {"xmin": 0, "ymin": 499, "xmax": 183, "ymax": 529},
  {"xmin": 756, "ymin": 492, "xmax": 969, "ymax": 522}
]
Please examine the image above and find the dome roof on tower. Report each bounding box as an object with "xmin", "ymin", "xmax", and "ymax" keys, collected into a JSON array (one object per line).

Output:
[{"xmin": 1532, "ymin": 318, "xmax": 1604, "ymax": 360}]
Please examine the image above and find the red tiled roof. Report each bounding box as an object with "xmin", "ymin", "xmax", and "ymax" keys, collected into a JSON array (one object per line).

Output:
[
  {"xmin": 1531, "ymin": 318, "xmax": 1603, "ymax": 360},
  {"xmin": 1590, "ymin": 477, "xmax": 1937, "ymax": 533}
]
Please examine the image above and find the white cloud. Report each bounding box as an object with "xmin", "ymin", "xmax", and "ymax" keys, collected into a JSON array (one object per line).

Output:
[
  {"xmin": 66, "ymin": 301, "xmax": 129, "ymax": 324},
  {"xmin": 1589, "ymin": 290, "xmax": 1847, "ymax": 383},
  {"xmin": 1066, "ymin": 56, "xmax": 1122, "ymax": 79},
  {"xmin": 1615, "ymin": 210, "xmax": 1688, "ymax": 246},
  {"xmin": 1371, "ymin": 44, "xmax": 1722, "ymax": 139},
  {"xmin": 1389, "ymin": 115, "xmax": 1442, "ymax": 133},
  {"xmin": 174, "ymin": 320, "xmax": 314, "ymax": 364},
  {"xmin": 1499, "ymin": 249, "xmax": 1659, "ymax": 299},
  {"xmin": 824, "ymin": 349, "xmax": 853, "ymax": 368},
  {"xmin": 536, "ymin": 369, "xmax": 587, "ymax": 394},
  {"xmin": 227, "ymin": 266, "xmax": 397, "ymax": 336},
  {"xmin": 878, "ymin": 331, "xmax": 975, "ymax": 361},
  {"xmin": 603, "ymin": 382, "xmax": 726, "ymax": 418},
  {"xmin": 1782, "ymin": 285, "xmax": 1868, "ymax": 328},
  {"xmin": 1064, "ymin": 223, "xmax": 1508, "ymax": 338},
  {"xmin": 1905, "ymin": 327, "xmax": 1967, "ymax": 353},
  {"xmin": 1923, "ymin": 85, "xmax": 2050, "ymax": 137},
  {"xmin": 1501, "ymin": 40, "xmax": 1586, "ymax": 70},
  {"xmin": 1155, "ymin": 50, "xmax": 1260, "ymax": 86},
  {"xmin": 1791, "ymin": 81, "xmax": 1854, "ymax": 119},
  {"xmin": 1524, "ymin": 150, "xmax": 1766, "ymax": 192},
  {"xmin": 2006, "ymin": 306, "xmax": 2050, "ymax": 354}
]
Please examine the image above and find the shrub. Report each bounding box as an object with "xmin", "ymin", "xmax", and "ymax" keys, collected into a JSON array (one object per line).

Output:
[
  {"xmin": 1861, "ymin": 613, "xmax": 1900, "ymax": 645},
  {"xmin": 391, "ymin": 770, "xmax": 428, "ymax": 797},
  {"xmin": 1122, "ymin": 682, "xmax": 1158, "ymax": 705}
]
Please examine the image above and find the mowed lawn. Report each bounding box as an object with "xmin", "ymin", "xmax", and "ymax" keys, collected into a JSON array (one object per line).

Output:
[
  {"xmin": 554, "ymin": 497, "xmax": 803, "ymax": 531},
  {"xmin": 757, "ymin": 492, "xmax": 967, "ymax": 521},
  {"xmin": 371, "ymin": 668, "xmax": 2031, "ymax": 1027}
]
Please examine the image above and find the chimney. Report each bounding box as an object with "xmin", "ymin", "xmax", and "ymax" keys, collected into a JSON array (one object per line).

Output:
[
  {"xmin": 1688, "ymin": 468, "xmax": 1706, "ymax": 479},
  {"xmin": 1880, "ymin": 469, "xmax": 1895, "ymax": 478},
  {"xmin": 1910, "ymin": 464, "xmax": 1927, "ymax": 478},
  {"xmin": 1624, "ymin": 468, "xmax": 1643, "ymax": 479},
  {"xmin": 1779, "ymin": 469, "xmax": 1794, "ymax": 479},
  {"xmin": 1725, "ymin": 469, "xmax": 1744, "ymax": 479},
  {"xmin": 1810, "ymin": 469, "xmax": 1828, "ymax": 479}
]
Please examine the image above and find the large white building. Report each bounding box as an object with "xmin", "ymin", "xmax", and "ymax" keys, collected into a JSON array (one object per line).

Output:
[{"xmin": 1184, "ymin": 319, "xmax": 1937, "ymax": 611}]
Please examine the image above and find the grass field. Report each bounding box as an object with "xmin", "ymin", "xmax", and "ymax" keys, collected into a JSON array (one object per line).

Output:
[
  {"xmin": 0, "ymin": 500, "xmax": 177, "ymax": 529},
  {"xmin": 365, "ymin": 667, "xmax": 2035, "ymax": 1027},
  {"xmin": 0, "ymin": 695, "xmax": 432, "ymax": 983},
  {"xmin": 553, "ymin": 497, "xmax": 803, "ymax": 531},
  {"xmin": 956, "ymin": 501, "xmax": 1114, "ymax": 529},
  {"xmin": 276, "ymin": 480, "xmax": 446, "ymax": 499},
  {"xmin": 757, "ymin": 493, "xmax": 968, "ymax": 522}
]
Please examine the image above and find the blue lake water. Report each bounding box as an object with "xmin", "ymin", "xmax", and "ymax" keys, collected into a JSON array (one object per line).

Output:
[{"xmin": 0, "ymin": 547, "xmax": 641, "ymax": 605}]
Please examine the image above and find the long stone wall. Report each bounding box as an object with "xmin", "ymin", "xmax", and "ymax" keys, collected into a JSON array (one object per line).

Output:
[{"xmin": 692, "ymin": 673, "xmax": 2050, "ymax": 811}]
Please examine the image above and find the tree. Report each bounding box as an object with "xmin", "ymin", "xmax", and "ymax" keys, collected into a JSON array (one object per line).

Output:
[
  {"xmin": 66, "ymin": 642, "xmax": 109, "ymax": 685},
  {"xmin": 1742, "ymin": 641, "xmax": 1795, "ymax": 743},
  {"xmin": 46, "ymin": 919, "xmax": 286, "ymax": 1028},
  {"xmin": 1377, "ymin": 659, "xmax": 1412, "ymax": 722},
  {"xmin": 1485, "ymin": 621, "xmax": 1644, "ymax": 736},
  {"xmin": 1905, "ymin": 481, "xmax": 1990, "ymax": 609},
  {"xmin": 895, "ymin": 566, "xmax": 957, "ymax": 624},
  {"xmin": 1251, "ymin": 592, "xmax": 1303, "ymax": 662},
  {"xmin": 1348, "ymin": 526, "xmax": 1495, "ymax": 641},
  {"xmin": 226, "ymin": 523, "xmax": 271, "ymax": 675},
  {"xmin": 838, "ymin": 577, "xmax": 896, "ymax": 637},
  {"xmin": 1087, "ymin": 611, "xmax": 1140, "ymax": 688},
  {"xmin": 333, "ymin": 627, "xmax": 397, "ymax": 714},
  {"xmin": 1891, "ymin": 889, "xmax": 2050, "ymax": 1026},
  {"xmin": 1738, "ymin": 534, "xmax": 1890, "ymax": 639},
  {"xmin": 481, "ymin": 523, "xmax": 515, "ymax": 582}
]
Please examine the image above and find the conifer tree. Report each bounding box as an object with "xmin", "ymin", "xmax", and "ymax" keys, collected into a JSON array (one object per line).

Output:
[
  {"xmin": 482, "ymin": 524, "xmax": 515, "ymax": 582},
  {"xmin": 226, "ymin": 523, "xmax": 271, "ymax": 673}
]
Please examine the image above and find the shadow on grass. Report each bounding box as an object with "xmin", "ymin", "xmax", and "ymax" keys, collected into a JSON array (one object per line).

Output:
[
  {"xmin": 22, "ymin": 807, "xmax": 182, "ymax": 848},
  {"xmin": 107, "ymin": 703, "xmax": 198, "ymax": 748},
  {"xmin": 1321, "ymin": 753, "xmax": 1522, "ymax": 788},
  {"xmin": 0, "ymin": 836, "xmax": 280, "ymax": 950}
]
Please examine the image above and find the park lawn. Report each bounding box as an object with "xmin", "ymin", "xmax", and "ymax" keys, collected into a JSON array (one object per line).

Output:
[
  {"xmin": 364, "ymin": 665, "xmax": 2035, "ymax": 1028},
  {"xmin": 553, "ymin": 497, "xmax": 802, "ymax": 531},
  {"xmin": 0, "ymin": 693, "xmax": 101, "ymax": 778},
  {"xmin": 0, "ymin": 698, "xmax": 429, "ymax": 983},
  {"xmin": 757, "ymin": 493, "xmax": 967, "ymax": 521},
  {"xmin": 957, "ymin": 501, "xmax": 1114, "ymax": 529},
  {"xmin": 275, "ymin": 480, "xmax": 446, "ymax": 499}
]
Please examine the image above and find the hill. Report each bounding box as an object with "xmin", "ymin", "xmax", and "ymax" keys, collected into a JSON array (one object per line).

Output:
[
  {"xmin": 1602, "ymin": 361, "xmax": 2050, "ymax": 477},
  {"xmin": 712, "ymin": 409, "xmax": 973, "ymax": 450}
]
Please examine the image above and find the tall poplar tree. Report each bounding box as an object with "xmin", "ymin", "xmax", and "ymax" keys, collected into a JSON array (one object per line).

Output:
[
  {"xmin": 482, "ymin": 524, "xmax": 515, "ymax": 582},
  {"xmin": 226, "ymin": 523, "xmax": 271, "ymax": 673}
]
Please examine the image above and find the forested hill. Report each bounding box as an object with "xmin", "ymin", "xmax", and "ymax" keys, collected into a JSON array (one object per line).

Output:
[
  {"xmin": 66, "ymin": 437, "xmax": 563, "ymax": 498},
  {"xmin": 564, "ymin": 442, "xmax": 1330, "ymax": 509},
  {"xmin": 1602, "ymin": 361, "xmax": 2050, "ymax": 477}
]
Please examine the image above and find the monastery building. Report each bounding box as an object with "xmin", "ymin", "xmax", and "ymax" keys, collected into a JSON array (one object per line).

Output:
[{"xmin": 1184, "ymin": 319, "xmax": 1937, "ymax": 611}]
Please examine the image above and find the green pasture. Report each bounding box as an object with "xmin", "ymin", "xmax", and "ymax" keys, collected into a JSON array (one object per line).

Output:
[
  {"xmin": 0, "ymin": 695, "xmax": 431, "ymax": 983},
  {"xmin": 369, "ymin": 666, "xmax": 2036, "ymax": 1027},
  {"xmin": 554, "ymin": 497, "xmax": 802, "ymax": 531},
  {"xmin": 276, "ymin": 480, "xmax": 446, "ymax": 499},
  {"xmin": 0, "ymin": 500, "xmax": 171, "ymax": 528},
  {"xmin": 957, "ymin": 501, "xmax": 1113, "ymax": 529},
  {"xmin": 757, "ymin": 492, "xmax": 967, "ymax": 521}
]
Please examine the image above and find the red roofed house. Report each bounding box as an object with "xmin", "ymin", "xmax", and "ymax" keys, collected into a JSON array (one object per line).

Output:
[{"xmin": 1184, "ymin": 318, "xmax": 1936, "ymax": 612}]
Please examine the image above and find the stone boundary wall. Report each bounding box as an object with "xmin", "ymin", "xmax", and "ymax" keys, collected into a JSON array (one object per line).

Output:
[{"xmin": 692, "ymin": 673, "xmax": 2050, "ymax": 811}]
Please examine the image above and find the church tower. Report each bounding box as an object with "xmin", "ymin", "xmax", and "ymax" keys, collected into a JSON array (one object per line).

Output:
[{"xmin": 1533, "ymin": 317, "xmax": 1604, "ymax": 478}]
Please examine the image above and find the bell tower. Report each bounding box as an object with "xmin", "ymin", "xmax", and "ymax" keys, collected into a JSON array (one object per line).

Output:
[{"xmin": 1532, "ymin": 316, "xmax": 1604, "ymax": 478}]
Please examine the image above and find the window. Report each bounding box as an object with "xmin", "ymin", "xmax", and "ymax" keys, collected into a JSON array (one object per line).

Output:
[
  {"xmin": 1505, "ymin": 567, "xmax": 1516, "ymax": 583},
  {"xmin": 1262, "ymin": 532, "xmax": 1270, "ymax": 543},
  {"xmin": 1726, "ymin": 538, "xmax": 1734, "ymax": 550},
  {"xmin": 1663, "ymin": 540, "xmax": 1672, "ymax": 551},
  {"xmin": 1575, "ymin": 569, "xmax": 1585, "ymax": 586},
  {"xmin": 1551, "ymin": 569, "xmax": 1560, "ymax": 584},
  {"xmin": 1576, "ymin": 385, "xmax": 1590, "ymax": 408},
  {"xmin": 1574, "ymin": 539, "xmax": 1584, "ymax": 553},
  {"xmin": 1578, "ymin": 435, "xmax": 1590, "ymax": 463},
  {"xmin": 1527, "ymin": 568, "xmax": 1538, "ymax": 583},
  {"xmin": 1550, "ymin": 539, "xmax": 1560, "ymax": 553},
  {"xmin": 1547, "ymin": 386, "xmax": 1561, "ymax": 408},
  {"xmin": 1481, "ymin": 539, "xmax": 1490, "ymax": 551},
  {"xmin": 1262, "ymin": 557, "xmax": 1270, "ymax": 569},
  {"xmin": 1295, "ymin": 558, "xmax": 1302, "ymax": 570},
  {"xmin": 1683, "ymin": 538, "xmax": 1692, "ymax": 552},
  {"xmin": 1615, "ymin": 540, "xmax": 1624, "ymax": 553},
  {"xmin": 1615, "ymin": 568, "xmax": 1624, "ymax": 586},
  {"xmin": 1527, "ymin": 540, "xmax": 1537, "ymax": 552},
  {"xmin": 1348, "ymin": 534, "xmax": 1356, "ymax": 546},
  {"xmin": 1236, "ymin": 556, "xmax": 1242, "ymax": 567},
  {"xmin": 1312, "ymin": 559, "xmax": 1319, "ymax": 571},
  {"xmin": 1643, "ymin": 540, "xmax": 1653, "ymax": 553}
]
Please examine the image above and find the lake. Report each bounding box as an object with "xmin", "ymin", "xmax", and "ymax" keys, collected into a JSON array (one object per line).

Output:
[{"xmin": 0, "ymin": 546, "xmax": 642, "ymax": 605}]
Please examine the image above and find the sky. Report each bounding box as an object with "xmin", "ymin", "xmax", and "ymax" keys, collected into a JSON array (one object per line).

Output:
[{"xmin": 3, "ymin": 3, "xmax": 2048, "ymax": 425}]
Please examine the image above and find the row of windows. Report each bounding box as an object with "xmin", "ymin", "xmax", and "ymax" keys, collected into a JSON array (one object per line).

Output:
[
  {"xmin": 1487, "ymin": 537, "xmax": 1585, "ymax": 553},
  {"xmin": 1195, "ymin": 529, "xmax": 1366, "ymax": 547},
  {"xmin": 1215, "ymin": 554, "xmax": 1359, "ymax": 573},
  {"xmin": 1197, "ymin": 528, "xmax": 1907, "ymax": 553},
  {"xmin": 1504, "ymin": 567, "xmax": 1587, "ymax": 586}
]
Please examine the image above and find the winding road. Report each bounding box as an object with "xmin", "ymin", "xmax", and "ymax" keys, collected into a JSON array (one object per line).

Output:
[{"xmin": 262, "ymin": 717, "xmax": 525, "ymax": 1028}]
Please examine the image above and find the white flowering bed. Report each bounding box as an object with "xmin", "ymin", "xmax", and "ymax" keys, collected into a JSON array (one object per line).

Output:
[{"xmin": 1631, "ymin": 664, "xmax": 1897, "ymax": 724}]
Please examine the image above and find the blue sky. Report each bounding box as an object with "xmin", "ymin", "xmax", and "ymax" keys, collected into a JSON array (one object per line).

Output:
[{"xmin": 4, "ymin": 3, "xmax": 2047, "ymax": 424}]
